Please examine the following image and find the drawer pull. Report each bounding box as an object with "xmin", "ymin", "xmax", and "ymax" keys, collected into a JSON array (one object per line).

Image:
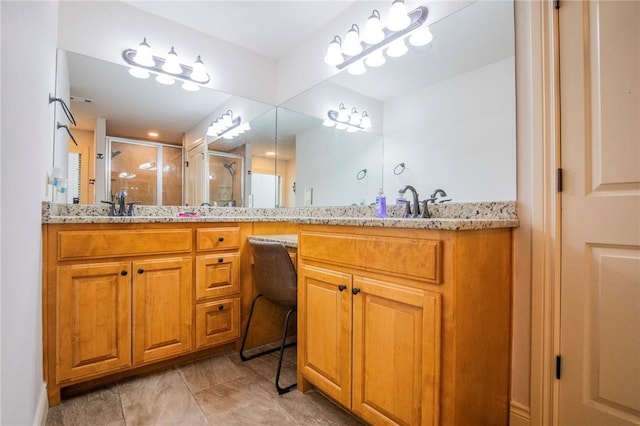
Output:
[
  {"xmin": 352, "ymin": 288, "xmax": 361, "ymax": 295},
  {"xmin": 218, "ymin": 258, "xmax": 224, "ymax": 263},
  {"xmin": 137, "ymin": 268, "xmax": 144, "ymax": 274},
  {"xmin": 218, "ymin": 305, "xmax": 224, "ymax": 310},
  {"xmin": 338, "ymin": 284, "xmax": 347, "ymax": 292},
  {"xmin": 120, "ymin": 270, "xmax": 128, "ymax": 276},
  {"xmin": 218, "ymin": 237, "xmax": 224, "ymax": 242}
]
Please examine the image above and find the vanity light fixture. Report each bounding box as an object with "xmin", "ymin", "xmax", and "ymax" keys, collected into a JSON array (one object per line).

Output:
[
  {"xmin": 324, "ymin": 1, "xmax": 433, "ymax": 75},
  {"xmin": 323, "ymin": 103, "xmax": 372, "ymax": 132},
  {"xmin": 206, "ymin": 110, "xmax": 251, "ymax": 140},
  {"xmin": 123, "ymin": 38, "xmax": 210, "ymax": 92}
]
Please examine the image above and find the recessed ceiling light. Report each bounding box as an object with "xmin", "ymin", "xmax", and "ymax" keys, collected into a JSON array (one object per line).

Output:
[{"xmin": 148, "ymin": 131, "xmax": 159, "ymax": 137}]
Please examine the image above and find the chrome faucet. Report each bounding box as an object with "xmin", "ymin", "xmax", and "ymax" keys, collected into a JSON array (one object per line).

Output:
[
  {"xmin": 398, "ymin": 185, "xmax": 420, "ymax": 218},
  {"xmin": 115, "ymin": 190, "xmax": 127, "ymax": 216}
]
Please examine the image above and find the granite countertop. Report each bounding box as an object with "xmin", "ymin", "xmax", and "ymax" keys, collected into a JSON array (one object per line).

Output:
[
  {"xmin": 42, "ymin": 201, "xmax": 519, "ymax": 231},
  {"xmin": 248, "ymin": 234, "xmax": 298, "ymax": 248}
]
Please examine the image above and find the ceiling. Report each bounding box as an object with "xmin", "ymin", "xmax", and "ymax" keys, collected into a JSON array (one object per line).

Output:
[{"xmin": 123, "ymin": 1, "xmax": 357, "ymax": 59}]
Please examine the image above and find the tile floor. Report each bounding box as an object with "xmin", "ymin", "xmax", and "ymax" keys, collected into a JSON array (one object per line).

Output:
[{"xmin": 46, "ymin": 346, "xmax": 364, "ymax": 426}]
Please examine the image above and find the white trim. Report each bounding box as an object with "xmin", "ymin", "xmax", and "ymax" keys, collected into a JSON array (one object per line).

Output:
[
  {"xmin": 526, "ymin": 0, "xmax": 561, "ymax": 425},
  {"xmin": 32, "ymin": 383, "xmax": 49, "ymax": 426},
  {"xmin": 510, "ymin": 400, "xmax": 532, "ymax": 426}
]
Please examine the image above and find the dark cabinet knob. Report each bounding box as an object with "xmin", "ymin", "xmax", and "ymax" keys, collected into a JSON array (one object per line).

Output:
[
  {"xmin": 137, "ymin": 268, "xmax": 144, "ymax": 274},
  {"xmin": 218, "ymin": 258, "xmax": 224, "ymax": 263},
  {"xmin": 338, "ymin": 284, "xmax": 347, "ymax": 292},
  {"xmin": 352, "ymin": 288, "xmax": 361, "ymax": 295},
  {"xmin": 218, "ymin": 305, "xmax": 224, "ymax": 311},
  {"xmin": 218, "ymin": 237, "xmax": 224, "ymax": 242},
  {"xmin": 120, "ymin": 270, "xmax": 128, "ymax": 276}
]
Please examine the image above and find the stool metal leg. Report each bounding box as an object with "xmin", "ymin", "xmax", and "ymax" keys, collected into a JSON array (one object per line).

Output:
[
  {"xmin": 276, "ymin": 307, "xmax": 297, "ymax": 395},
  {"xmin": 239, "ymin": 294, "xmax": 296, "ymax": 363}
]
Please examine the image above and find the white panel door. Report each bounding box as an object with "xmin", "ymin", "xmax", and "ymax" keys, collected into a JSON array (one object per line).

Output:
[{"xmin": 559, "ymin": 1, "xmax": 640, "ymax": 425}]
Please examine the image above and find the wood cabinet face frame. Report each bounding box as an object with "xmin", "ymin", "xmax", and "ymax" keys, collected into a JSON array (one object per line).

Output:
[
  {"xmin": 43, "ymin": 222, "xmax": 248, "ymax": 406},
  {"xmin": 296, "ymin": 225, "xmax": 512, "ymax": 426}
]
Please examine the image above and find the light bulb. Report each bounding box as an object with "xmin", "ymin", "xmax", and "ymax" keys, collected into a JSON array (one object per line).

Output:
[
  {"xmin": 128, "ymin": 67, "xmax": 150, "ymax": 79},
  {"xmin": 362, "ymin": 10, "xmax": 385, "ymax": 44},
  {"xmin": 223, "ymin": 111, "xmax": 233, "ymax": 127},
  {"xmin": 155, "ymin": 74, "xmax": 175, "ymax": 85},
  {"xmin": 347, "ymin": 60, "xmax": 367, "ymax": 75},
  {"xmin": 387, "ymin": 0, "xmax": 411, "ymax": 32},
  {"xmin": 346, "ymin": 126, "xmax": 358, "ymax": 133},
  {"xmin": 365, "ymin": 50, "xmax": 386, "ymax": 67},
  {"xmin": 207, "ymin": 123, "xmax": 216, "ymax": 136},
  {"xmin": 133, "ymin": 38, "xmax": 154, "ymax": 67},
  {"xmin": 182, "ymin": 81, "xmax": 199, "ymax": 91},
  {"xmin": 386, "ymin": 38, "xmax": 408, "ymax": 57},
  {"xmin": 242, "ymin": 122, "xmax": 251, "ymax": 131},
  {"xmin": 323, "ymin": 119, "xmax": 336, "ymax": 127},
  {"xmin": 162, "ymin": 47, "xmax": 182, "ymax": 74},
  {"xmin": 342, "ymin": 24, "xmax": 363, "ymax": 56},
  {"xmin": 324, "ymin": 36, "xmax": 344, "ymax": 65},
  {"xmin": 190, "ymin": 56, "xmax": 208, "ymax": 83},
  {"xmin": 335, "ymin": 123, "xmax": 348, "ymax": 130},
  {"xmin": 409, "ymin": 25, "xmax": 433, "ymax": 47},
  {"xmin": 361, "ymin": 112, "xmax": 372, "ymax": 129},
  {"xmin": 349, "ymin": 108, "xmax": 361, "ymax": 125},
  {"xmin": 337, "ymin": 104, "xmax": 349, "ymax": 122}
]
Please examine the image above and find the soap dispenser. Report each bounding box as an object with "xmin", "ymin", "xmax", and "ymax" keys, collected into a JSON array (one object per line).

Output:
[{"xmin": 375, "ymin": 188, "xmax": 387, "ymax": 218}]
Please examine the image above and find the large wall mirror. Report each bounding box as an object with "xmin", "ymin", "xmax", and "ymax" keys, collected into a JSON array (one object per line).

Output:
[
  {"xmin": 52, "ymin": 0, "xmax": 515, "ymax": 208},
  {"xmin": 277, "ymin": 0, "xmax": 516, "ymax": 206},
  {"xmin": 54, "ymin": 50, "xmax": 275, "ymax": 207}
]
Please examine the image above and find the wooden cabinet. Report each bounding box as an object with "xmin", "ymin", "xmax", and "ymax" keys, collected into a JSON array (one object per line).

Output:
[
  {"xmin": 56, "ymin": 261, "xmax": 132, "ymax": 382},
  {"xmin": 194, "ymin": 227, "xmax": 241, "ymax": 349},
  {"xmin": 297, "ymin": 225, "xmax": 512, "ymax": 426},
  {"xmin": 55, "ymin": 256, "xmax": 192, "ymax": 382},
  {"xmin": 43, "ymin": 223, "xmax": 249, "ymax": 406},
  {"xmin": 132, "ymin": 258, "xmax": 192, "ymax": 364},
  {"xmin": 298, "ymin": 264, "xmax": 441, "ymax": 425}
]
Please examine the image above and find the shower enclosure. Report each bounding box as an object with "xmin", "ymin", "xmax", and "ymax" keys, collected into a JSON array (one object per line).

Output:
[{"xmin": 208, "ymin": 152, "xmax": 244, "ymax": 207}]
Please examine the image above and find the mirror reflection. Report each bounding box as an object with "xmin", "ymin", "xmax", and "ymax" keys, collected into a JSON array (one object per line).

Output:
[
  {"xmin": 54, "ymin": 0, "xmax": 516, "ymax": 208},
  {"xmin": 279, "ymin": 0, "xmax": 516, "ymax": 205},
  {"xmin": 56, "ymin": 50, "xmax": 275, "ymax": 206}
]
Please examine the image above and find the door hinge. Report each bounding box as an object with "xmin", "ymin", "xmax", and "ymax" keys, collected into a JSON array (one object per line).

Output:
[
  {"xmin": 557, "ymin": 168, "xmax": 563, "ymax": 192},
  {"xmin": 554, "ymin": 0, "xmax": 560, "ymax": 9},
  {"xmin": 556, "ymin": 355, "xmax": 562, "ymax": 379},
  {"xmin": 184, "ymin": 161, "xmax": 189, "ymax": 168}
]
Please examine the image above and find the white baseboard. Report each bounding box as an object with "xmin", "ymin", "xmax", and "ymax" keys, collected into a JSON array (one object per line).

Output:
[
  {"xmin": 32, "ymin": 383, "xmax": 48, "ymax": 426},
  {"xmin": 510, "ymin": 400, "xmax": 531, "ymax": 426}
]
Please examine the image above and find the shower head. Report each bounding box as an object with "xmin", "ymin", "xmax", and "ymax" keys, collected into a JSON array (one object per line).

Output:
[
  {"xmin": 223, "ymin": 161, "xmax": 236, "ymax": 171},
  {"xmin": 111, "ymin": 150, "xmax": 122, "ymax": 159}
]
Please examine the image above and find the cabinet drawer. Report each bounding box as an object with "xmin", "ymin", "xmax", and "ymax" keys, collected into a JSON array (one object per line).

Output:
[
  {"xmin": 299, "ymin": 231, "xmax": 442, "ymax": 283},
  {"xmin": 197, "ymin": 227, "xmax": 241, "ymax": 251},
  {"xmin": 58, "ymin": 229, "xmax": 192, "ymax": 260},
  {"xmin": 195, "ymin": 298, "xmax": 240, "ymax": 349},
  {"xmin": 195, "ymin": 254, "xmax": 240, "ymax": 301}
]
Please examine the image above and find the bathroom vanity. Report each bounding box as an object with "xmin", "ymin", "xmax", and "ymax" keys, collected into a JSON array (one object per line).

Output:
[{"xmin": 42, "ymin": 202, "xmax": 517, "ymax": 425}]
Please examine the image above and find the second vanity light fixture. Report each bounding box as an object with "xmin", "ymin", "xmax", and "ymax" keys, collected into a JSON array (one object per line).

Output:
[
  {"xmin": 324, "ymin": 0, "xmax": 433, "ymax": 75},
  {"xmin": 207, "ymin": 110, "xmax": 251, "ymax": 140},
  {"xmin": 323, "ymin": 103, "xmax": 372, "ymax": 132},
  {"xmin": 123, "ymin": 38, "xmax": 210, "ymax": 91}
]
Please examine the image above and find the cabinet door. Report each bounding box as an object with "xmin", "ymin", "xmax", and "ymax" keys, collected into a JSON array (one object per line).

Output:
[
  {"xmin": 298, "ymin": 264, "xmax": 352, "ymax": 407},
  {"xmin": 195, "ymin": 253, "xmax": 239, "ymax": 301},
  {"xmin": 132, "ymin": 257, "xmax": 192, "ymax": 364},
  {"xmin": 352, "ymin": 276, "xmax": 441, "ymax": 426},
  {"xmin": 56, "ymin": 262, "xmax": 131, "ymax": 382},
  {"xmin": 195, "ymin": 297, "xmax": 240, "ymax": 349}
]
